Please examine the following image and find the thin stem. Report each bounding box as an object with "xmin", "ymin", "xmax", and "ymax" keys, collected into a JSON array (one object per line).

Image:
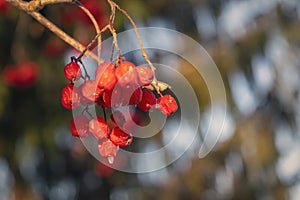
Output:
[
  {"xmin": 107, "ymin": 0, "xmax": 122, "ymax": 59},
  {"xmin": 110, "ymin": 0, "xmax": 160, "ymax": 93},
  {"xmin": 76, "ymin": 58, "xmax": 90, "ymax": 80},
  {"xmin": 6, "ymin": 0, "xmax": 73, "ymax": 11},
  {"xmin": 110, "ymin": 43, "xmax": 115, "ymax": 62},
  {"xmin": 82, "ymin": 106, "xmax": 93, "ymax": 118},
  {"xmin": 102, "ymin": 106, "xmax": 107, "ymax": 122},
  {"xmin": 112, "ymin": 2, "xmax": 155, "ymax": 70},
  {"xmin": 109, "ymin": 26, "xmax": 122, "ymax": 58},
  {"xmin": 76, "ymin": 1, "xmax": 101, "ymax": 64},
  {"xmin": 30, "ymin": 12, "xmax": 101, "ymax": 63},
  {"xmin": 6, "ymin": 0, "xmax": 101, "ymax": 63},
  {"xmin": 77, "ymin": 25, "xmax": 110, "ymax": 62}
]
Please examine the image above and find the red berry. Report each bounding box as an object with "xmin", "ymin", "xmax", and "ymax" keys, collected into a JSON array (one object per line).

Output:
[
  {"xmin": 70, "ymin": 115, "xmax": 89, "ymax": 137},
  {"xmin": 64, "ymin": 61, "xmax": 81, "ymax": 83},
  {"xmin": 96, "ymin": 98, "xmax": 105, "ymax": 107},
  {"xmin": 109, "ymin": 127, "xmax": 133, "ymax": 147},
  {"xmin": 2, "ymin": 65, "xmax": 18, "ymax": 86},
  {"xmin": 61, "ymin": 84, "xmax": 80, "ymax": 110},
  {"xmin": 96, "ymin": 62, "xmax": 117, "ymax": 91},
  {"xmin": 157, "ymin": 94, "xmax": 178, "ymax": 116},
  {"xmin": 0, "ymin": 0, "xmax": 9, "ymax": 13},
  {"xmin": 102, "ymin": 88, "xmax": 123, "ymax": 107},
  {"xmin": 98, "ymin": 138, "xmax": 119, "ymax": 157},
  {"xmin": 137, "ymin": 89, "xmax": 156, "ymax": 112},
  {"xmin": 2, "ymin": 62, "xmax": 40, "ymax": 87},
  {"xmin": 81, "ymin": 80, "xmax": 103, "ymax": 102},
  {"xmin": 129, "ymin": 87, "xmax": 143, "ymax": 105},
  {"xmin": 137, "ymin": 66, "xmax": 154, "ymax": 86},
  {"xmin": 115, "ymin": 61, "xmax": 138, "ymax": 87},
  {"xmin": 17, "ymin": 62, "xmax": 40, "ymax": 86},
  {"xmin": 102, "ymin": 91, "xmax": 112, "ymax": 107},
  {"xmin": 78, "ymin": 84, "xmax": 94, "ymax": 106},
  {"xmin": 89, "ymin": 116, "xmax": 110, "ymax": 140}
]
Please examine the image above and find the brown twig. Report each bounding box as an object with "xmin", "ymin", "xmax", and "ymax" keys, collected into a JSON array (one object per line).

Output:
[
  {"xmin": 77, "ymin": 25, "xmax": 110, "ymax": 62},
  {"xmin": 108, "ymin": 0, "xmax": 161, "ymax": 93},
  {"xmin": 107, "ymin": 0, "xmax": 122, "ymax": 60},
  {"xmin": 6, "ymin": 0, "xmax": 73, "ymax": 11},
  {"xmin": 76, "ymin": 1, "xmax": 101, "ymax": 64},
  {"xmin": 6, "ymin": 0, "xmax": 101, "ymax": 63}
]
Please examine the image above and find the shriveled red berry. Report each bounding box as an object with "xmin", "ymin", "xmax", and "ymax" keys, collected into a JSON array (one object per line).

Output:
[
  {"xmin": 137, "ymin": 66, "xmax": 154, "ymax": 86},
  {"xmin": 115, "ymin": 61, "xmax": 138, "ymax": 87},
  {"xmin": 157, "ymin": 94, "xmax": 178, "ymax": 116},
  {"xmin": 61, "ymin": 84, "xmax": 80, "ymax": 110},
  {"xmin": 110, "ymin": 127, "xmax": 133, "ymax": 147},
  {"xmin": 137, "ymin": 89, "xmax": 156, "ymax": 112},
  {"xmin": 64, "ymin": 61, "xmax": 81, "ymax": 82},
  {"xmin": 78, "ymin": 84, "xmax": 94, "ymax": 106},
  {"xmin": 102, "ymin": 88, "xmax": 124, "ymax": 107},
  {"xmin": 98, "ymin": 138, "xmax": 119, "ymax": 157},
  {"xmin": 129, "ymin": 87, "xmax": 143, "ymax": 105},
  {"xmin": 96, "ymin": 62, "xmax": 117, "ymax": 91},
  {"xmin": 89, "ymin": 116, "xmax": 110, "ymax": 140},
  {"xmin": 70, "ymin": 115, "xmax": 89, "ymax": 137},
  {"xmin": 81, "ymin": 80, "xmax": 103, "ymax": 102}
]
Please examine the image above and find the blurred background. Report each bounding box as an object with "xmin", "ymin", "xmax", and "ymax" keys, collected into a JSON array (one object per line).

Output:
[{"xmin": 1, "ymin": 0, "xmax": 300, "ymax": 199}]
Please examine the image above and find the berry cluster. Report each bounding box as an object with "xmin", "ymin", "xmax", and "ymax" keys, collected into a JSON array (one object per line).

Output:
[{"xmin": 61, "ymin": 59, "xmax": 178, "ymax": 163}]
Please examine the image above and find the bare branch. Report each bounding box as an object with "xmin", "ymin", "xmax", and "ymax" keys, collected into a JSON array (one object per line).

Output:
[
  {"xmin": 6, "ymin": 0, "xmax": 73, "ymax": 11},
  {"xmin": 6, "ymin": 0, "xmax": 101, "ymax": 63}
]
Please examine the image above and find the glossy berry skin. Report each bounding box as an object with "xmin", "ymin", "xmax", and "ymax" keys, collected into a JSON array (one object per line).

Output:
[
  {"xmin": 115, "ymin": 61, "xmax": 138, "ymax": 87},
  {"xmin": 129, "ymin": 87, "xmax": 143, "ymax": 105},
  {"xmin": 98, "ymin": 138, "xmax": 119, "ymax": 157},
  {"xmin": 61, "ymin": 84, "xmax": 80, "ymax": 110},
  {"xmin": 157, "ymin": 94, "xmax": 178, "ymax": 116},
  {"xmin": 102, "ymin": 88, "xmax": 123, "ymax": 108},
  {"xmin": 64, "ymin": 61, "xmax": 81, "ymax": 82},
  {"xmin": 96, "ymin": 62, "xmax": 117, "ymax": 91},
  {"xmin": 70, "ymin": 115, "xmax": 89, "ymax": 137},
  {"xmin": 81, "ymin": 80, "xmax": 103, "ymax": 102},
  {"xmin": 89, "ymin": 116, "xmax": 110, "ymax": 140},
  {"xmin": 109, "ymin": 127, "xmax": 133, "ymax": 147},
  {"xmin": 137, "ymin": 66, "xmax": 154, "ymax": 86},
  {"xmin": 137, "ymin": 89, "xmax": 156, "ymax": 112}
]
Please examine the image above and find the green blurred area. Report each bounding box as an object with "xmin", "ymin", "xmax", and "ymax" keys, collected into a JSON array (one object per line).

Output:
[{"xmin": 1, "ymin": 0, "xmax": 300, "ymax": 199}]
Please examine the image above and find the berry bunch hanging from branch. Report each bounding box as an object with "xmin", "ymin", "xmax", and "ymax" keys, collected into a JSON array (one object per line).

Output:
[{"xmin": 6, "ymin": 0, "xmax": 179, "ymax": 164}]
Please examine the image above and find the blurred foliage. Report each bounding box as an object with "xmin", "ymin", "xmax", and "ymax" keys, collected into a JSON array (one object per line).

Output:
[{"xmin": 1, "ymin": 0, "xmax": 300, "ymax": 200}]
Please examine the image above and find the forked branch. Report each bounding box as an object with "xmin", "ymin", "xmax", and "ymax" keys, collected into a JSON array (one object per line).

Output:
[{"xmin": 6, "ymin": 0, "xmax": 101, "ymax": 63}]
